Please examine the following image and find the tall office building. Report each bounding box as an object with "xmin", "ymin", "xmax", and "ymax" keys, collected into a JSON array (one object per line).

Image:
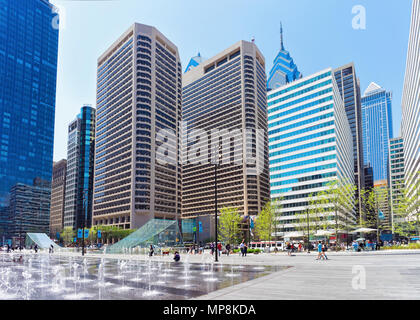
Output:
[
  {"xmin": 0, "ymin": 0, "xmax": 59, "ymax": 238},
  {"xmin": 361, "ymin": 83, "xmax": 393, "ymax": 183},
  {"xmin": 49, "ymin": 159, "xmax": 67, "ymax": 237},
  {"xmin": 334, "ymin": 63, "xmax": 364, "ymax": 218},
  {"xmin": 389, "ymin": 137, "xmax": 405, "ymax": 232},
  {"xmin": 267, "ymin": 23, "xmax": 301, "ymax": 91},
  {"xmin": 268, "ymin": 68, "xmax": 355, "ymax": 238},
  {"xmin": 92, "ymin": 23, "xmax": 182, "ymax": 229},
  {"xmin": 401, "ymin": 0, "xmax": 420, "ymax": 214},
  {"xmin": 185, "ymin": 52, "xmax": 203, "ymax": 73},
  {"xmin": 8, "ymin": 178, "xmax": 51, "ymax": 244},
  {"xmin": 182, "ymin": 41, "xmax": 270, "ymax": 224},
  {"xmin": 64, "ymin": 106, "xmax": 95, "ymax": 230}
]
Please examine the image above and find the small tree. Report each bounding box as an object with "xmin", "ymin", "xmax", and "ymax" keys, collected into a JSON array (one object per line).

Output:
[
  {"xmin": 218, "ymin": 207, "xmax": 242, "ymax": 246},
  {"xmin": 255, "ymin": 199, "xmax": 282, "ymax": 243},
  {"xmin": 61, "ymin": 227, "xmax": 75, "ymax": 246}
]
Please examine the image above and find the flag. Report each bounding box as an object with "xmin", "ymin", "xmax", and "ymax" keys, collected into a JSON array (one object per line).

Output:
[
  {"xmin": 77, "ymin": 229, "xmax": 83, "ymax": 239},
  {"xmin": 378, "ymin": 210, "xmax": 385, "ymax": 220},
  {"xmin": 84, "ymin": 229, "xmax": 90, "ymax": 239},
  {"xmin": 97, "ymin": 230, "xmax": 102, "ymax": 239},
  {"xmin": 250, "ymin": 216, "xmax": 255, "ymax": 229}
]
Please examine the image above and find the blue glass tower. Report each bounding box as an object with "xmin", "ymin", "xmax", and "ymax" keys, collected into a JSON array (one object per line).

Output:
[
  {"xmin": 0, "ymin": 0, "xmax": 59, "ymax": 239},
  {"xmin": 361, "ymin": 82, "xmax": 393, "ymax": 183},
  {"xmin": 184, "ymin": 52, "xmax": 203, "ymax": 73},
  {"xmin": 267, "ymin": 23, "xmax": 302, "ymax": 91}
]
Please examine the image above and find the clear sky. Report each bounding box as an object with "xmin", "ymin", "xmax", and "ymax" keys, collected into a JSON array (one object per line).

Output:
[{"xmin": 50, "ymin": 0, "xmax": 412, "ymax": 161}]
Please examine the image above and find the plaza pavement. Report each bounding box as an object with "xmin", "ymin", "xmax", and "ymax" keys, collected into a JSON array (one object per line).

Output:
[{"xmin": 49, "ymin": 249, "xmax": 420, "ymax": 300}]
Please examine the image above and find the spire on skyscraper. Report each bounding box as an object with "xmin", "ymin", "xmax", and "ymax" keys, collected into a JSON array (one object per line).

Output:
[{"xmin": 280, "ymin": 22, "xmax": 284, "ymax": 50}]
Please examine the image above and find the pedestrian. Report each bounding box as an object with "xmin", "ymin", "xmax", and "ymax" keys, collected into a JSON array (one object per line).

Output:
[
  {"xmin": 210, "ymin": 242, "xmax": 215, "ymax": 255},
  {"xmin": 286, "ymin": 242, "xmax": 292, "ymax": 256},
  {"xmin": 6, "ymin": 244, "xmax": 10, "ymax": 253},
  {"xmin": 322, "ymin": 242, "xmax": 329, "ymax": 260},
  {"xmin": 173, "ymin": 251, "xmax": 180, "ymax": 262},
  {"xmin": 240, "ymin": 241, "xmax": 245, "ymax": 257},
  {"xmin": 217, "ymin": 242, "xmax": 222, "ymax": 257},
  {"xmin": 316, "ymin": 241, "xmax": 323, "ymax": 260},
  {"xmin": 226, "ymin": 244, "xmax": 231, "ymax": 256},
  {"xmin": 149, "ymin": 244, "xmax": 154, "ymax": 257},
  {"xmin": 298, "ymin": 243, "xmax": 302, "ymax": 252},
  {"xmin": 34, "ymin": 244, "xmax": 38, "ymax": 253},
  {"xmin": 244, "ymin": 243, "xmax": 248, "ymax": 257}
]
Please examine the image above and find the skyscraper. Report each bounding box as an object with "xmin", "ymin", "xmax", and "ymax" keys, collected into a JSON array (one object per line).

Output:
[
  {"xmin": 334, "ymin": 63, "xmax": 364, "ymax": 218},
  {"xmin": 64, "ymin": 106, "xmax": 95, "ymax": 230},
  {"xmin": 50, "ymin": 159, "xmax": 67, "ymax": 238},
  {"xmin": 267, "ymin": 23, "xmax": 302, "ymax": 91},
  {"xmin": 401, "ymin": 0, "xmax": 420, "ymax": 214},
  {"xmin": 185, "ymin": 52, "xmax": 203, "ymax": 73},
  {"xmin": 182, "ymin": 41, "xmax": 270, "ymax": 226},
  {"xmin": 389, "ymin": 137, "xmax": 404, "ymax": 232},
  {"xmin": 92, "ymin": 23, "xmax": 182, "ymax": 229},
  {"xmin": 361, "ymin": 83, "xmax": 393, "ymax": 183},
  {"xmin": 268, "ymin": 68, "xmax": 355, "ymax": 238},
  {"xmin": 0, "ymin": 0, "xmax": 59, "ymax": 238}
]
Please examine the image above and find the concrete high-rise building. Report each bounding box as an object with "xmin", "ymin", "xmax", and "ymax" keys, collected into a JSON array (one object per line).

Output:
[
  {"xmin": 389, "ymin": 137, "xmax": 405, "ymax": 232},
  {"xmin": 64, "ymin": 106, "xmax": 95, "ymax": 230},
  {"xmin": 0, "ymin": 0, "xmax": 59, "ymax": 239},
  {"xmin": 182, "ymin": 41, "xmax": 270, "ymax": 226},
  {"xmin": 361, "ymin": 82, "xmax": 393, "ymax": 184},
  {"xmin": 8, "ymin": 179, "xmax": 51, "ymax": 244},
  {"xmin": 268, "ymin": 68, "xmax": 355, "ymax": 238},
  {"xmin": 401, "ymin": 0, "xmax": 420, "ymax": 216},
  {"xmin": 49, "ymin": 159, "xmax": 67, "ymax": 238},
  {"xmin": 334, "ymin": 63, "xmax": 364, "ymax": 218},
  {"xmin": 92, "ymin": 23, "xmax": 182, "ymax": 229},
  {"xmin": 267, "ymin": 23, "xmax": 301, "ymax": 91}
]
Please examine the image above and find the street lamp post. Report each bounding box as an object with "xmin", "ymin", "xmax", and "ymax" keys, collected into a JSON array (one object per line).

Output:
[
  {"xmin": 306, "ymin": 207, "xmax": 310, "ymax": 253},
  {"xmin": 214, "ymin": 145, "xmax": 221, "ymax": 262},
  {"xmin": 82, "ymin": 190, "xmax": 88, "ymax": 256}
]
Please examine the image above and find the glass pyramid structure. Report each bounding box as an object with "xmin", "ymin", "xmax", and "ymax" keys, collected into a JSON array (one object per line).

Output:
[
  {"xmin": 267, "ymin": 23, "xmax": 302, "ymax": 91},
  {"xmin": 106, "ymin": 219, "xmax": 182, "ymax": 254},
  {"xmin": 25, "ymin": 233, "xmax": 60, "ymax": 249}
]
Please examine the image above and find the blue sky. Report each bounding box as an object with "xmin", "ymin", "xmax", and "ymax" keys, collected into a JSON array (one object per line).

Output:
[{"xmin": 50, "ymin": 0, "xmax": 412, "ymax": 161}]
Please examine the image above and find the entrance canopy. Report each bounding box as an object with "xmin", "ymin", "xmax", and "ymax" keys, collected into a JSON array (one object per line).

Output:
[
  {"xmin": 106, "ymin": 219, "xmax": 182, "ymax": 254},
  {"xmin": 25, "ymin": 233, "xmax": 61, "ymax": 249}
]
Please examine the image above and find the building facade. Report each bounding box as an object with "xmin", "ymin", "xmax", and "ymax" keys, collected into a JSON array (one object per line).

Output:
[
  {"xmin": 182, "ymin": 41, "xmax": 270, "ymax": 223},
  {"xmin": 49, "ymin": 159, "xmax": 67, "ymax": 237},
  {"xmin": 268, "ymin": 68, "xmax": 355, "ymax": 238},
  {"xmin": 8, "ymin": 179, "xmax": 51, "ymax": 244},
  {"xmin": 267, "ymin": 24, "xmax": 301, "ymax": 91},
  {"xmin": 334, "ymin": 63, "xmax": 364, "ymax": 218},
  {"xmin": 64, "ymin": 106, "xmax": 95, "ymax": 230},
  {"xmin": 389, "ymin": 137, "xmax": 405, "ymax": 232},
  {"xmin": 0, "ymin": 0, "xmax": 59, "ymax": 237},
  {"xmin": 92, "ymin": 23, "xmax": 182, "ymax": 229},
  {"xmin": 361, "ymin": 82, "xmax": 393, "ymax": 184},
  {"xmin": 401, "ymin": 0, "xmax": 420, "ymax": 217}
]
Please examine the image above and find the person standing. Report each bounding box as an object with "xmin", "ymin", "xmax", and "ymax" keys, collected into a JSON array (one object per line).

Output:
[
  {"xmin": 226, "ymin": 244, "xmax": 231, "ymax": 256},
  {"xmin": 244, "ymin": 242, "xmax": 248, "ymax": 257},
  {"xmin": 322, "ymin": 242, "xmax": 328, "ymax": 260},
  {"xmin": 149, "ymin": 244, "xmax": 154, "ymax": 257},
  {"xmin": 240, "ymin": 241, "xmax": 245, "ymax": 257},
  {"xmin": 210, "ymin": 242, "xmax": 215, "ymax": 256}
]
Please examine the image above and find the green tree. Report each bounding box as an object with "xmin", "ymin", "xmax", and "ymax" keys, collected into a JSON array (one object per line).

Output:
[
  {"xmin": 218, "ymin": 207, "xmax": 242, "ymax": 245},
  {"xmin": 61, "ymin": 227, "xmax": 75, "ymax": 245},
  {"xmin": 317, "ymin": 180, "xmax": 357, "ymax": 249},
  {"xmin": 254, "ymin": 199, "xmax": 282, "ymax": 243}
]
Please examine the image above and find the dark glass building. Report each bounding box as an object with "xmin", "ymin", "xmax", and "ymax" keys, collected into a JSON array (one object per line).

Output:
[
  {"xmin": 64, "ymin": 106, "xmax": 96, "ymax": 230},
  {"xmin": 0, "ymin": 0, "xmax": 59, "ymax": 240}
]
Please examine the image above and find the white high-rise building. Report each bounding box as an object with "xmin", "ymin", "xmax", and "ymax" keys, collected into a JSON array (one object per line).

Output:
[
  {"xmin": 92, "ymin": 23, "xmax": 182, "ymax": 229},
  {"xmin": 267, "ymin": 68, "xmax": 355, "ymax": 238},
  {"xmin": 401, "ymin": 0, "xmax": 420, "ymax": 215}
]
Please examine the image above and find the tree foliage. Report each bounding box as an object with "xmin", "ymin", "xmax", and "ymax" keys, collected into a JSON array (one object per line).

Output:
[
  {"xmin": 218, "ymin": 207, "xmax": 242, "ymax": 245},
  {"xmin": 255, "ymin": 199, "xmax": 282, "ymax": 242}
]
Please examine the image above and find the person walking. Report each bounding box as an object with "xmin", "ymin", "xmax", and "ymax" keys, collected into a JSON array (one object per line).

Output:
[
  {"xmin": 322, "ymin": 242, "xmax": 329, "ymax": 260},
  {"xmin": 286, "ymin": 242, "xmax": 292, "ymax": 256},
  {"xmin": 34, "ymin": 244, "xmax": 38, "ymax": 253},
  {"xmin": 316, "ymin": 241, "xmax": 323, "ymax": 260},
  {"xmin": 217, "ymin": 242, "xmax": 222, "ymax": 257},
  {"xmin": 210, "ymin": 242, "xmax": 215, "ymax": 256},
  {"xmin": 244, "ymin": 242, "xmax": 248, "ymax": 257},
  {"xmin": 149, "ymin": 244, "xmax": 154, "ymax": 257}
]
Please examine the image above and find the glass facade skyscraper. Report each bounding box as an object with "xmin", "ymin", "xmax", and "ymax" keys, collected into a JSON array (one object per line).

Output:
[
  {"xmin": 268, "ymin": 68, "xmax": 355, "ymax": 238},
  {"xmin": 64, "ymin": 106, "xmax": 95, "ymax": 230},
  {"xmin": 361, "ymin": 82, "xmax": 393, "ymax": 183},
  {"xmin": 0, "ymin": 0, "xmax": 59, "ymax": 238},
  {"xmin": 267, "ymin": 24, "xmax": 301, "ymax": 91},
  {"xmin": 334, "ymin": 63, "xmax": 364, "ymax": 218},
  {"xmin": 389, "ymin": 137, "xmax": 404, "ymax": 232}
]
